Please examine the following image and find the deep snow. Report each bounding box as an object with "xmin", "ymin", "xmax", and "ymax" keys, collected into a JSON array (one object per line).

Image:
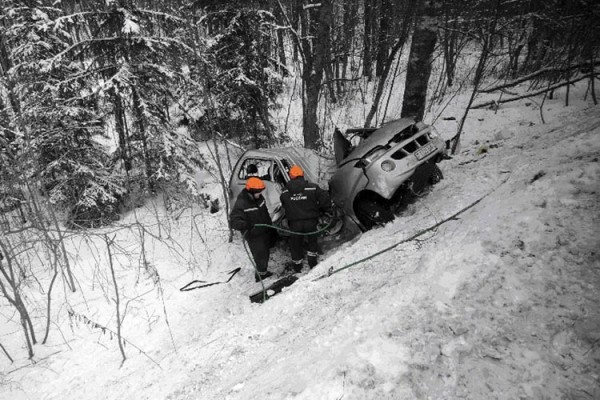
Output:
[{"xmin": 1, "ymin": 84, "xmax": 599, "ymax": 400}]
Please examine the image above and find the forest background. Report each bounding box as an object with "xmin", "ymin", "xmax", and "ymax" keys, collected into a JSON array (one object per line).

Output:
[{"xmin": 0, "ymin": 0, "xmax": 599, "ymax": 370}]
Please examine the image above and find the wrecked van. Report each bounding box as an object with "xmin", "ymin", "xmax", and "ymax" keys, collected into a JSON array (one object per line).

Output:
[{"xmin": 228, "ymin": 118, "xmax": 446, "ymax": 233}]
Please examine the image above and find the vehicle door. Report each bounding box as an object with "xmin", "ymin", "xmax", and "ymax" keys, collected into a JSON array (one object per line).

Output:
[{"xmin": 230, "ymin": 157, "xmax": 289, "ymax": 222}]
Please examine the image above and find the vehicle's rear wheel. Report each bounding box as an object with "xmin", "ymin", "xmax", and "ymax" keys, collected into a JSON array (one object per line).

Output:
[{"xmin": 355, "ymin": 198, "xmax": 394, "ymax": 230}]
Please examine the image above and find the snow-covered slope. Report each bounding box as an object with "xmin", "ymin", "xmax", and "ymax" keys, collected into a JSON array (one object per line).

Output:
[{"xmin": 2, "ymin": 98, "xmax": 599, "ymax": 399}]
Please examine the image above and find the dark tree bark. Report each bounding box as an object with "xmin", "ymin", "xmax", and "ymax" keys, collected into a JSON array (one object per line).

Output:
[
  {"xmin": 273, "ymin": 4, "xmax": 288, "ymax": 75},
  {"xmin": 363, "ymin": 0, "xmax": 375, "ymax": 80},
  {"xmin": 365, "ymin": 0, "xmax": 415, "ymax": 126},
  {"xmin": 365, "ymin": 38, "xmax": 405, "ymax": 127},
  {"xmin": 0, "ymin": 32, "xmax": 21, "ymax": 117},
  {"xmin": 338, "ymin": 0, "xmax": 359, "ymax": 95},
  {"xmin": 375, "ymin": 0, "xmax": 391, "ymax": 77},
  {"xmin": 588, "ymin": 46, "xmax": 598, "ymax": 105},
  {"xmin": 440, "ymin": 0, "xmax": 459, "ymax": 86},
  {"xmin": 401, "ymin": 15, "xmax": 437, "ymax": 121},
  {"xmin": 111, "ymin": 90, "xmax": 132, "ymax": 171},
  {"xmin": 0, "ymin": 243, "xmax": 37, "ymax": 359},
  {"xmin": 131, "ymin": 87, "xmax": 154, "ymax": 191},
  {"xmin": 299, "ymin": 0, "xmax": 333, "ymax": 149},
  {"xmin": 292, "ymin": 0, "xmax": 303, "ymax": 62}
]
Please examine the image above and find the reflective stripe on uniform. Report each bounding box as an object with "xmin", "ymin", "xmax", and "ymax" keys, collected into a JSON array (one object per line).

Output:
[
  {"xmin": 243, "ymin": 207, "xmax": 258, "ymax": 212},
  {"xmin": 306, "ymin": 251, "xmax": 318, "ymax": 257},
  {"xmin": 305, "ymin": 187, "xmax": 316, "ymax": 191}
]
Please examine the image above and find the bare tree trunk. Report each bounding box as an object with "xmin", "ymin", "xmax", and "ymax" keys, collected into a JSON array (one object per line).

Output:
[
  {"xmin": 105, "ymin": 235, "xmax": 126, "ymax": 367},
  {"xmin": 363, "ymin": 0, "xmax": 374, "ymax": 80},
  {"xmin": 365, "ymin": 39, "xmax": 405, "ymax": 127},
  {"xmin": 591, "ymin": 51, "xmax": 598, "ymax": 105},
  {"xmin": 274, "ymin": 5, "xmax": 288, "ymax": 76},
  {"xmin": 111, "ymin": 90, "xmax": 131, "ymax": 171},
  {"xmin": 401, "ymin": 20, "xmax": 437, "ymax": 121},
  {"xmin": 451, "ymin": 45, "xmax": 489, "ymax": 153},
  {"xmin": 197, "ymin": 57, "xmax": 236, "ymax": 240},
  {"xmin": 132, "ymin": 87, "xmax": 154, "ymax": 192},
  {"xmin": 441, "ymin": 5, "xmax": 458, "ymax": 87},
  {"xmin": 0, "ymin": 32, "xmax": 21, "ymax": 117},
  {"xmin": 42, "ymin": 260, "xmax": 59, "ymax": 344},
  {"xmin": 300, "ymin": 0, "xmax": 332, "ymax": 149},
  {"xmin": 0, "ymin": 242, "xmax": 36, "ymax": 359},
  {"xmin": 375, "ymin": 0, "xmax": 391, "ymax": 78},
  {"xmin": 46, "ymin": 205, "xmax": 76, "ymax": 292},
  {"xmin": 451, "ymin": 0, "xmax": 501, "ymax": 154},
  {"xmin": 564, "ymin": 18, "xmax": 575, "ymax": 107},
  {"xmin": 303, "ymin": 78, "xmax": 322, "ymax": 147},
  {"xmin": 341, "ymin": 0, "xmax": 358, "ymax": 93}
]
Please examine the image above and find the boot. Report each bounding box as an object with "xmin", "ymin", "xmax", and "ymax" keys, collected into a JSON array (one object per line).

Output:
[
  {"xmin": 307, "ymin": 251, "xmax": 318, "ymax": 269},
  {"xmin": 285, "ymin": 260, "xmax": 303, "ymax": 274},
  {"xmin": 255, "ymin": 270, "xmax": 273, "ymax": 282}
]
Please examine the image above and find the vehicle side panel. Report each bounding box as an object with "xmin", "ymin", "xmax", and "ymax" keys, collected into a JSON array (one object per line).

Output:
[{"xmin": 329, "ymin": 166, "xmax": 368, "ymax": 216}]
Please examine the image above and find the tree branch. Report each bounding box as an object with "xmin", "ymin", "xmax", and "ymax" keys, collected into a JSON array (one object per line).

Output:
[
  {"xmin": 473, "ymin": 73, "xmax": 598, "ymax": 109},
  {"xmin": 0, "ymin": 342, "xmax": 14, "ymax": 363},
  {"xmin": 479, "ymin": 61, "xmax": 600, "ymax": 93}
]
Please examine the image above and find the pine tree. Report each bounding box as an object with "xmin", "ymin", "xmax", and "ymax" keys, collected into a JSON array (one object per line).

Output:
[
  {"xmin": 199, "ymin": 4, "xmax": 283, "ymax": 148},
  {"xmin": 1, "ymin": 2, "xmax": 125, "ymax": 227}
]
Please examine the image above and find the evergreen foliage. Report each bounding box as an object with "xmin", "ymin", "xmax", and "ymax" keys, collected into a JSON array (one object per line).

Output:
[
  {"xmin": 200, "ymin": 6, "xmax": 283, "ymax": 148},
  {"xmin": 0, "ymin": 0, "xmax": 598, "ymax": 227},
  {"xmin": 1, "ymin": 2, "xmax": 124, "ymax": 227}
]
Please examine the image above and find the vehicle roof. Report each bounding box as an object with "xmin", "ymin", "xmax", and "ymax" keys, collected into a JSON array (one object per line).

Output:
[{"xmin": 344, "ymin": 118, "xmax": 416, "ymax": 160}]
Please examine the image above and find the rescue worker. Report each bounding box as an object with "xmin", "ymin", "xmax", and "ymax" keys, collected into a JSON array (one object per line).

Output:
[
  {"xmin": 280, "ymin": 165, "xmax": 332, "ymax": 273},
  {"xmin": 230, "ymin": 177, "xmax": 275, "ymax": 282}
]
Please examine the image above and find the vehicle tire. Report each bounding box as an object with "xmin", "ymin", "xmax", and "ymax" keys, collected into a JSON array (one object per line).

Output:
[
  {"xmin": 429, "ymin": 164, "xmax": 443, "ymax": 185},
  {"xmin": 355, "ymin": 198, "xmax": 394, "ymax": 230}
]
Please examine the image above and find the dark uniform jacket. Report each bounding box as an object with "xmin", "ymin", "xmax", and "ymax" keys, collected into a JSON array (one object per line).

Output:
[
  {"xmin": 229, "ymin": 190, "xmax": 272, "ymax": 239},
  {"xmin": 280, "ymin": 177, "xmax": 331, "ymax": 221}
]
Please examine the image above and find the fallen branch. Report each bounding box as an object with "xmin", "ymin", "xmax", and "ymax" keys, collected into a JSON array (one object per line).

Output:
[
  {"xmin": 180, "ymin": 267, "xmax": 241, "ymax": 291},
  {"xmin": 67, "ymin": 308, "xmax": 162, "ymax": 369},
  {"xmin": 314, "ymin": 176, "xmax": 510, "ymax": 280},
  {"xmin": 479, "ymin": 61, "xmax": 600, "ymax": 93},
  {"xmin": 472, "ymin": 73, "xmax": 597, "ymax": 109}
]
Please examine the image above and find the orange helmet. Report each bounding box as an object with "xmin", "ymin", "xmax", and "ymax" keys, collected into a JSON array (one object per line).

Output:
[
  {"xmin": 289, "ymin": 165, "xmax": 304, "ymax": 179},
  {"xmin": 245, "ymin": 177, "xmax": 265, "ymax": 192}
]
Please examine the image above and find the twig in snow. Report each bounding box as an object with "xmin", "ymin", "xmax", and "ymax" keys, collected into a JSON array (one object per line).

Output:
[
  {"xmin": 67, "ymin": 308, "xmax": 162, "ymax": 369},
  {"xmin": 0, "ymin": 341, "xmax": 14, "ymax": 363}
]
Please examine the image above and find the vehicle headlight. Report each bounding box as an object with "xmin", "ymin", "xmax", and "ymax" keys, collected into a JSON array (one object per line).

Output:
[
  {"xmin": 428, "ymin": 126, "xmax": 440, "ymax": 139},
  {"xmin": 381, "ymin": 160, "xmax": 395, "ymax": 172},
  {"xmin": 355, "ymin": 146, "xmax": 388, "ymax": 168}
]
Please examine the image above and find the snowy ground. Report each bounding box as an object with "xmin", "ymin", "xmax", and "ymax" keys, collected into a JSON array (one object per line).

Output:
[{"xmin": 1, "ymin": 83, "xmax": 599, "ymax": 399}]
